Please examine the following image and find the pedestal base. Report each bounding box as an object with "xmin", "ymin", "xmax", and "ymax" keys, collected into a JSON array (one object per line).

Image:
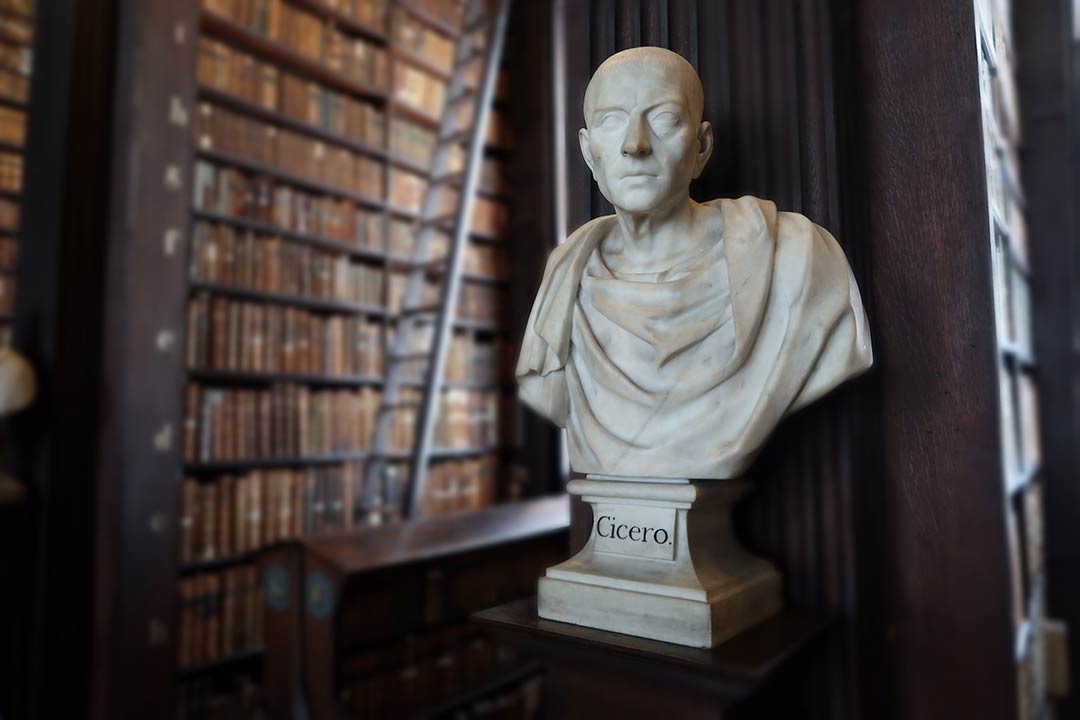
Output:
[{"xmin": 537, "ymin": 475, "xmax": 782, "ymax": 648}]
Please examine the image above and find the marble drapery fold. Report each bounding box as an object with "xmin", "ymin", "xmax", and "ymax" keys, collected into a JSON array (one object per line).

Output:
[{"xmin": 517, "ymin": 195, "xmax": 872, "ymax": 479}]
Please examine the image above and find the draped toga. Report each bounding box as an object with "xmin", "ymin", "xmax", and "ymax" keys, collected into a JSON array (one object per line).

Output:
[{"xmin": 516, "ymin": 195, "xmax": 873, "ymax": 479}]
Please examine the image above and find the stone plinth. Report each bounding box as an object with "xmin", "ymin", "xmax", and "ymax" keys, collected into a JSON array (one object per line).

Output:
[{"xmin": 538, "ymin": 475, "xmax": 782, "ymax": 648}]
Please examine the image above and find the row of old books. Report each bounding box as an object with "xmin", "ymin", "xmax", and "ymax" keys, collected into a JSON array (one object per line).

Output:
[
  {"xmin": 385, "ymin": 218, "xmax": 508, "ymax": 279},
  {"xmin": 186, "ymin": 294, "xmax": 385, "ymax": 377},
  {"xmin": 392, "ymin": 60, "xmax": 446, "ymax": 120},
  {"xmin": 389, "ymin": 115, "xmax": 463, "ymax": 170},
  {"xmin": 182, "ymin": 383, "xmax": 380, "ymax": 462},
  {"xmin": 179, "ymin": 464, "xmax": 360, "ymax": 564},
  {"xmin": 433, "ymin": 389, "xmax": 502, "ymax": 448},
  {"xmin": 400, "ymin": 0, "xmax": 465, "ymax": 30},
  {"xmin": 444, "ymin": 334, "xmax": 509, "ymax": 384},
  {"xmin": 470, "ymin": 195, "xmax": 510, "ymax": 238},
  {"xmin": 342, "ymin": 626, "xmax": 529, "ymax": 718},
  {"xmin": 195, "ymin": 102, "xmax": 385, "ymax": 201},
  {"xmin": 416, "ymin": 456, "xmax": 498, "ymax": 516},
  {"xmin": 193, "ymin": 160, "xmax": 384, "ymax": 251},
  {"xmin": 0, "ymin": 151, "xmax": 20, "ymax": 192},
  {"xmin": 0, "ymin": 197, "xmax": 15, "ymax": 229},
  {"xmin": 386, "ymin": 271, "xmax": 439, "ymax": 314},
  {"xmin": 387, "ymin": 217, "xmax": 449, "ymax": 260},
  {"xmin": 197, "ymin": 37, "xmax": 386, "ymax": 147},
  {"xmin": 0, "ymin": 236, "xmax": 15, "ymax": 268},
  {"xmin": 458, "ymin": 283, "xmax": 507, "ymax": 325},
  {"xmin": 383, "ymin": 388, "xmax": 504, "ymax": 452},
  {"xmin": 390, "ymin": 6, "xmax": 455, "ymax": 72},
  {"xmin": 0, "ymin": 105, "xmax": 23, "ymax": 146},
  {"xmin": 200, "ymin": 0, "xmax": 390, "ymax": 89},
  {"xmin": 177, "ymin": 566, "xmax": 263, "ymax": 669},
  {"xmin": 190, "ymin": 222, "xmax": 385, "ymax": 306}
]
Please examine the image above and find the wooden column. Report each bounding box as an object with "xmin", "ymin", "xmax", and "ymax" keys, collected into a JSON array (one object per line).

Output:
[{"xmin": 850, "ymin": 0, "xmax": 1017, "ymax": 716}]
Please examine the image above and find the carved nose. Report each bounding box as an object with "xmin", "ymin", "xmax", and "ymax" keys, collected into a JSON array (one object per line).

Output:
[{"xmin": 621, "ymin": 115, "xmax": 651, "ymax": 157}]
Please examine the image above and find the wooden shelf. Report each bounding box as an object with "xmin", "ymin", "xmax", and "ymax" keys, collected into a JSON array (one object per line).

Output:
[
  {"xmin": 385, "ymin": 313, "xmax": 508, "ymax": 333},
  {"xmin": 0, "ymin": 94, "xmax": 26, "ymax": 111},
  {"xmin": 197, "ymin": 85, "xmax": 388, "ymax": 163},
  {"xmin": 388, "ymin": 99, "xmax": 443, "ymax": 131},
  {"xmin": 461, "ymin": 271, "xmax": 510, "ymax": 286},
  {"xmin": 299, "ymin": 495, "xmax": 569, "ymax": 575},
  {"xmin": 398, "ymin": 377, "xmax": 513, "ymax": 390},
  {"xmin": 476, "ymin": 598, "xmax": 831, "ymax": 703},
  {"xmin": 288, "ymin": 0, "xmax": 388, "ymax": 44},
  {"xmin": 200, "ymin": 11, "xmax": 389, "ymax": 103},
  {"xmin": 177, "ymin": 647, "xmax": 265, "ymax": 680},
  {"xmin": 184, "ymin": 451, "xmax": 370, "ymax": 474},
  {"xmin": 0, "ymin": 138, "xmax": 23, "ymax": 154},
  {"xmin": 469, "ymin": 230, "xmax": 506, "ymax": 244},
  {"xmin": 195, "ymin": 147, "xmax": 384, "ymax": 212},
  {"xmin": 452, "ymin": 317, "xmax": 509, "ymax": 333},
  {"xmin": 394, "ymin": 0, "xmax": 461, "ymax": 37},
  {"xmin": 178, "ymin": 550, "xmax": 260, "ymax": 576},
  {"xmin": 189, "ymin": 369, "xmax": 385, "ymax": 388},
  {"xmin": 386, "ymin": 151, "xmax": 431, "ymax": 176},
  {"xmin": 409, "ymin": 661, "xmax": 542, "ymax": 718},
  {"xmin": 0, "ymin": 187, "xmax": 21, "ymax": 201},
  {"xmin": 190, "ymin": 279, "xmax": 388, "ymax": 317},
  {"xmin": 429, "ymin": 444, "xmax": 507, "ymax": 459},
  {"xmin": 190, "ymin": 209, "xmax": 386, "ymax": 263},
  {"xmin": 391, "ymin": 46, "xmax": 452, "ymax": 82}
]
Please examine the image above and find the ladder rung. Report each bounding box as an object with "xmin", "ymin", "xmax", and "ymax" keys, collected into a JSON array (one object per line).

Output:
[
  {"xmin": 439, "ymin": 128, "xmax": 472, "ymax": 146},
  {"xmin": 461, "ymin": 47, "xmax": 487, "ymax": 64},
  {"xmin": 379, "ymin": 401, "xmax": 420, "ymax": 412},
  {"xmin": 449, "ymin": 89, "xmax": 476, "ymax": 105},
  {"xmin": 432, "ymin": 171, "xmax": 464, "ymax": 187},
  {"xmin": 400, "ymin": 304, "xmax": 440, "ymax": 317},
  {"xmin": 419, "ymin": 216, "xmax": 457, "ymax": 233},
  {"xmin": 389, "ymin": 256, "xmax": 447, "ymax": 273},
  {"xmin": 421, "ymin": 212, "xmax": 456, "ymax": 226},
  {"xmin": 408, "ymin": 259, "xmax": 448, "ymax": 273},
  {"xmin": 463, "ymin": 18, "xmax": 489, "ymax": 35},
  {"xmin": 391, "ymin": 351, "xmax": 430, "ymax": 362}
]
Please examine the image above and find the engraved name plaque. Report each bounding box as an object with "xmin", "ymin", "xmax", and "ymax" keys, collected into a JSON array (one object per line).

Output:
[{"xmin": 592, "ymin": 504, "xmax": 676, "ymax": 561}]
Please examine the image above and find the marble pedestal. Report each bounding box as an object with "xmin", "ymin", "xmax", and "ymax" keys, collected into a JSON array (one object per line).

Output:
[{"xmin": 538, "ymin": 475, "xmax": 782, "ymax": 648}]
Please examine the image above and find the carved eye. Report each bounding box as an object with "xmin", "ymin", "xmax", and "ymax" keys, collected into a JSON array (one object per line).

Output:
[
  {"xmin": 597, "ymin": 112, "xmax": 626, "ymax": 129},
  {"xmin": 651, "ymin": 111, "xmax": 680, "ymax": 129}
]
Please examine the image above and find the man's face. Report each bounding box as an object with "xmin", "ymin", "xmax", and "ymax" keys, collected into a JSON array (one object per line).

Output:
[{"xmin": 580, "ymin": 63, "xmax": 711, "ymax": 215}]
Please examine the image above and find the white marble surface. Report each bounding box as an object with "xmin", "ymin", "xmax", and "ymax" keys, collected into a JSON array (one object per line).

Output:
[
  {"xmin": 538, "ymin": 476, "xmax": 782, "ymax": 647},
  {"xmin": 517, "ymin": 46, "xmax": 872, "ymax": 480}
]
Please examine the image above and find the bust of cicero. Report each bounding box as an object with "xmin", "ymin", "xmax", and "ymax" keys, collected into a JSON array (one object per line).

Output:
[{"xmin": 516, "ymin": 47, "xmax": 873, "ymax": 479}]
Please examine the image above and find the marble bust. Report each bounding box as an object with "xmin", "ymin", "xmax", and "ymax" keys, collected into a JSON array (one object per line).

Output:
[
  {"xmin": 517, "ymin": 47, "xmax": 872, "ymax": 479},
  {"xmin": 520, "ymin": 47, "xmax": 873, "ymax": 647}
]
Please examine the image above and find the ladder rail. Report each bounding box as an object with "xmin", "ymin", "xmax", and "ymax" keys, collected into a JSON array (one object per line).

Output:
[
  {"xmin": 361, "ymin": 0, "xmax": 511, "ymax": 522},
  {"xmin": 406, "ymin": 0, "xmax": 511, "ymax": 517}
]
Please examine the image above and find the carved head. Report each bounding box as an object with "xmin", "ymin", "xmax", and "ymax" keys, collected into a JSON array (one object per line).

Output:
[{"xmin": 579, "ymin": 47, "xmax": 713, "ymax": 215}]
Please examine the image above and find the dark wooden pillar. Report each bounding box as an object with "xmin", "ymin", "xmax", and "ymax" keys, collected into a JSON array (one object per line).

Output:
[{"xmin": 850, "ymin": 0, "xmax": 1017, "ymax": 716}]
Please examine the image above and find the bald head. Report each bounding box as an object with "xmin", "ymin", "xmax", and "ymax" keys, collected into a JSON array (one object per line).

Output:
[{"xmin": 583, "ymin": 47, "xmax": 704, "ymax": 128}]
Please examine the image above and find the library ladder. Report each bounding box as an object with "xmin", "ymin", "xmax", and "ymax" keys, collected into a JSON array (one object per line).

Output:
[{"xmin": 365, "ymin": 0, "xmax": 511, "ymax": 521}]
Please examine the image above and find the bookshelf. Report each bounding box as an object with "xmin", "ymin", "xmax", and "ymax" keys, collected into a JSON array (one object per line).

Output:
[
  {"xmin": 974, "ymin": 2, "xmax": 1050, "ymax": 717},
  {"xmin": 0, "ymin": 1, "xmax": 32, "ymax": 346},
  {"xmin": 178, "ymin": 0, "xmax": 526, "ymax": 712}
]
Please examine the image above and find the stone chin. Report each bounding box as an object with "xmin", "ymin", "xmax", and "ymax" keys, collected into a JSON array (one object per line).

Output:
[{"xmin": 603, "ymin": 178, "xmax": 679, "ymax": 215}]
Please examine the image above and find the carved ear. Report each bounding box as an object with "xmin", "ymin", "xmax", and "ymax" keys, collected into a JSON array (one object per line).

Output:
[
  {"xmin": 694, "ymin": 121, "xmax": 714, "ymax": 179},
  {"xmin": 578, "ymin": 128, "xmax": 596, "ymax": 177}
]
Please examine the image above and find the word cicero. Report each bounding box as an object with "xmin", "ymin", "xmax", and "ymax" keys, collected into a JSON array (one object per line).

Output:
[{"xmin": 594, "ymin": 514, "xmax": 672, "ymax": 546}]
